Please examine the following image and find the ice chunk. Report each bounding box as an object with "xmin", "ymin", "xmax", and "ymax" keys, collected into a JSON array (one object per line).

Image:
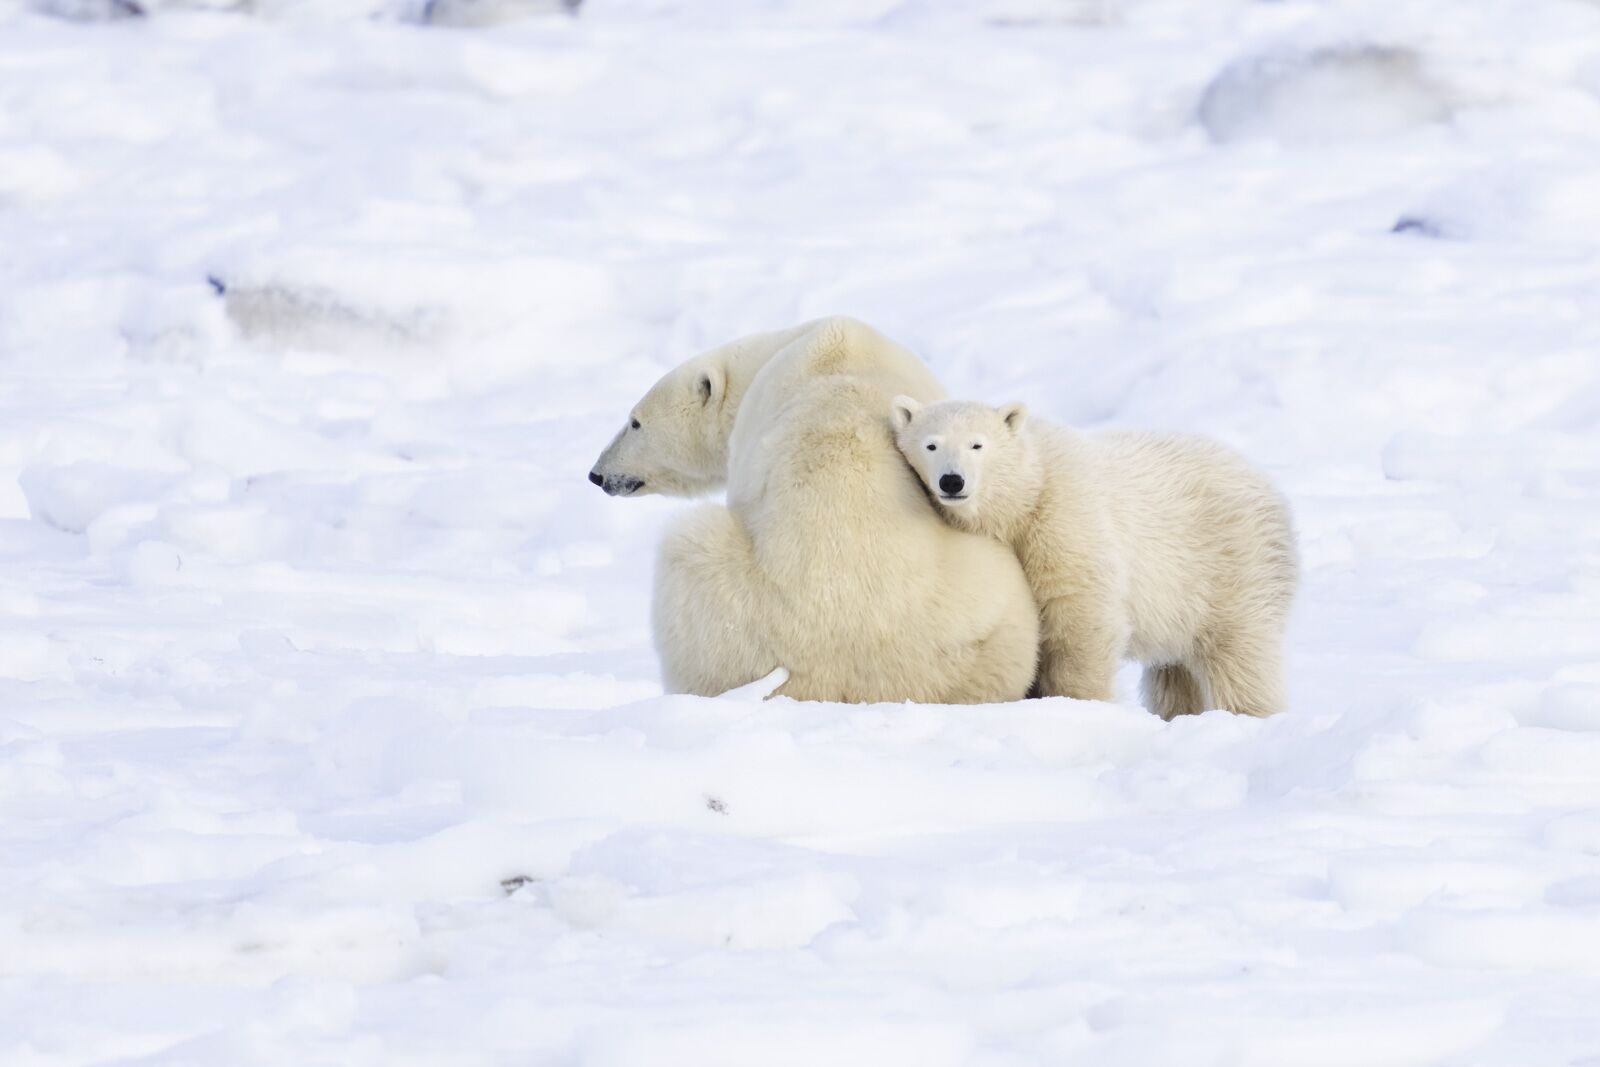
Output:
[{"xmin": 18, "ymin": 463, "xmax": 177, "ymax": 535}]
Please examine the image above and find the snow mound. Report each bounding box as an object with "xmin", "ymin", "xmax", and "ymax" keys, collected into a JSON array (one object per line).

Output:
[
  {"xmin": 1198, "ymin": 45, "xmax": 1453, "ymax": 144},
  {"xmin": 422, "ymin": 0, "xmax": 579, "ymax": 26},
  {"xmin": 17, "ymin": 0, "xmax": 580, "ymax": 22},
  {"xmin": 18, "ymin": 463, "xmax": 180, "ymax": 534}
]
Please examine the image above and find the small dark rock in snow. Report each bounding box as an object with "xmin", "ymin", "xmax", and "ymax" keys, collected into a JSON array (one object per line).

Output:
[
  {"xmin": 1391, "ymin": 215, "xmax": 1445, "ymax": 238},
  {"xmin": 500, "ymin": 874, "xmax": 538, "ymax": 895},
  {"xmin": 705, "ymin": 795, "xmax": 728, "ymax": 815}
]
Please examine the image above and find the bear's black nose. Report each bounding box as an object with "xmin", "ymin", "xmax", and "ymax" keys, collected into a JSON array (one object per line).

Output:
[
  {"xmin": 939, "ymin": 473, "xmax": 965, "ymax": 496},
  {"xmin": 588, "ymin": 470, "xmax": 604, "ymax": 487}
]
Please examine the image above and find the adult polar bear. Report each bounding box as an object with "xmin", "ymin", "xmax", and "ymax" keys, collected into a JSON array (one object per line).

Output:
[{"xmin": 589, "ymin": 317, "xmax": 1039, "ymax": 703}]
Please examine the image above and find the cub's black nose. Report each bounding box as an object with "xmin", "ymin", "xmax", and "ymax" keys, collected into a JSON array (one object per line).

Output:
[
  {"xmin": 588, "ymin": 471, "xmax": 604, "ymax": 487},
  {"xmin": 939, "ymin": 473, "xmax": 965, "ymax": 496}
]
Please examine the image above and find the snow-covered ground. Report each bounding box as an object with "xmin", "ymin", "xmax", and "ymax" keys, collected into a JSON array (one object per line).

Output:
[{"xmin": 3, "ymin": 0, "xmax": 1599, "ymax": 1062}]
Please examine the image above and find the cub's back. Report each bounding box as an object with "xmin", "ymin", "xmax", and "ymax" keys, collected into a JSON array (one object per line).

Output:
[{"xmin": 1097, "ymin": 430, "xmax": 1295, "ymax": 622}]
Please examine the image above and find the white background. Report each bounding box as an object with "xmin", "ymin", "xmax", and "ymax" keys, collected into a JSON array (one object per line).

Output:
[{"xmin": 2, "ymin": 0, "xmax": 1598, "ymax": 1062}]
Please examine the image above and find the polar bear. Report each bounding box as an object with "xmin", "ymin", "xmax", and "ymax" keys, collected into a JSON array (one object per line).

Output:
[
  {"xmin": 591, "ymin": 317, "xmax": 1040, "ymax": 703},
  {"xmin": 891, "ymin": 397, "xmax": 1297, "ymax": 718},
  {"xmin": 589, "ymin": 317, "xmax": 944, "ymax": 498}
]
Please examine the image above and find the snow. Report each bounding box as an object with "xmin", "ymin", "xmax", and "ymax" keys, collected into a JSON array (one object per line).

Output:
[{"xmin": 2, "ymin": 0, "xmax": 1599, "ymax": 1063}]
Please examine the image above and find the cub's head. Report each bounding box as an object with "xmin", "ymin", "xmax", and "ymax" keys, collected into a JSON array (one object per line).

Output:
[
  {"xmin": 891, "ymin": 396, "xmax": 1026, "ymax": 515},
  {"xmin": 589, "ymin": 354, "xmax": 730, "ymax": 497}
]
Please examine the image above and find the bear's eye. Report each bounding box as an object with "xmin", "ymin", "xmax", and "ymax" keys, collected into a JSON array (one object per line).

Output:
[
  {"xmin": 972, "ymin": 443, "xmax": 983, "ymax": 450},
  {"xmin": 630, "ymin": 418, "xmax": 641, "ymax": 430},
  {"xmin": 925, "ymin": 443, "xmax": 936, "ymax": 451}
]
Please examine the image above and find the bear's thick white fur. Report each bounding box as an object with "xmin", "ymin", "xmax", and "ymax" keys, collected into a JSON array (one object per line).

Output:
[
  {"xmin": 589, "ymin": 317, "xmax": 945, "ymax": 499},
  {"xmin": 601, "ymin": 316, "xmax": 1040, "ymax": 703},
  {"xmin": 893, "ymin": 397, "xmax": 1297, "ymax": 718}
]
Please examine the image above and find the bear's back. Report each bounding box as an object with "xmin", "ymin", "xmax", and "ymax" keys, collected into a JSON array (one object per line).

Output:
[
  {"xmin": 736, "ymin": 375, "xmax": 1038, "ymax": 703},
  {"xmin": 725, "ymin": 317, "xmax": 943, "ymax": 509}
]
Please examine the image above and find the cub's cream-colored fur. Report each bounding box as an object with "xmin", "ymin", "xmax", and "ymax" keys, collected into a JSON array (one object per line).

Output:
[
  {"xmin": 892, "ymin": 397, "xmax": 1297, "ymax": 718},
  {"xmin": 594, "ymin": 316, "xmax": 1040, "ymax": 702}
]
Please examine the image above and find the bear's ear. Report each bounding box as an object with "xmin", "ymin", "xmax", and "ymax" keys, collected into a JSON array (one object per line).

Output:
[
  {"xmin": 890, "ymin": 395, "xmax": 921, "ymax": 431},
  {"xmin": 697, "ymin": 369, "xmax": 724, "ymax": 408},
  {"xmin": 999, "ymin": 402, "xmax": 1027, "ymax": 433}
]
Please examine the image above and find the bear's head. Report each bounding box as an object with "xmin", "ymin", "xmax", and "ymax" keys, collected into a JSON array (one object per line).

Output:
[
  {"xmin": 589, "ymin": 353, "xmax": 731, "ymax": 497},
  {"xmin": 891, "ymin": 396, "xmax": 1027, "ymax": 519}
]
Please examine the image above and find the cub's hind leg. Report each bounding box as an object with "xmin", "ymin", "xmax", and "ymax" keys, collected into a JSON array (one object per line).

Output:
[
  {"xmin": 1192, "ymin": 624, "xmax": 1285, "ymax": 718},
  {"xmin": 1141, "ymin": 662, "xmax": 1205, "ymax": 720}
]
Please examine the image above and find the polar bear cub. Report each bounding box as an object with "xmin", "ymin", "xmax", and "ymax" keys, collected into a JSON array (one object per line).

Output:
[{"xmin": 891, "ymin": 397, "xmax": 1297, "ymax": 718}]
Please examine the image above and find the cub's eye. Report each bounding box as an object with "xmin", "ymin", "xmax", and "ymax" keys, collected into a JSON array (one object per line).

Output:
[
  {"xmin": 972, "ymin": 443, "xmax": 983, "ymax": 450},
  {"xmin": 925, "ymin": 443, "xmax": 937, "ymax": 451},
  {"xmin": 630, "ymin": 418, "xmax": 641, "ymax": 430}
]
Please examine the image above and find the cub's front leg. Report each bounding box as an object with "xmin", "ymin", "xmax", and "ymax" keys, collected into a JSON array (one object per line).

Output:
[{"xmin": 1035, "ymin": 593, "xmax": 1124, "ymax": 703}]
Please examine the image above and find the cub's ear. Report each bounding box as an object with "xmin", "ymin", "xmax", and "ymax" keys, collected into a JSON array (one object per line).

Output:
[
  {"xmin": 697, "ymin": 368, "xmax": 724, "ymax": 407},
  {"xmin": 999, "ymin": 402, "xmax": 1027, "ymax": 433},
  {"xmin": 890, "ymin": 395, "xmax": 922, "ymax": 431}
]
